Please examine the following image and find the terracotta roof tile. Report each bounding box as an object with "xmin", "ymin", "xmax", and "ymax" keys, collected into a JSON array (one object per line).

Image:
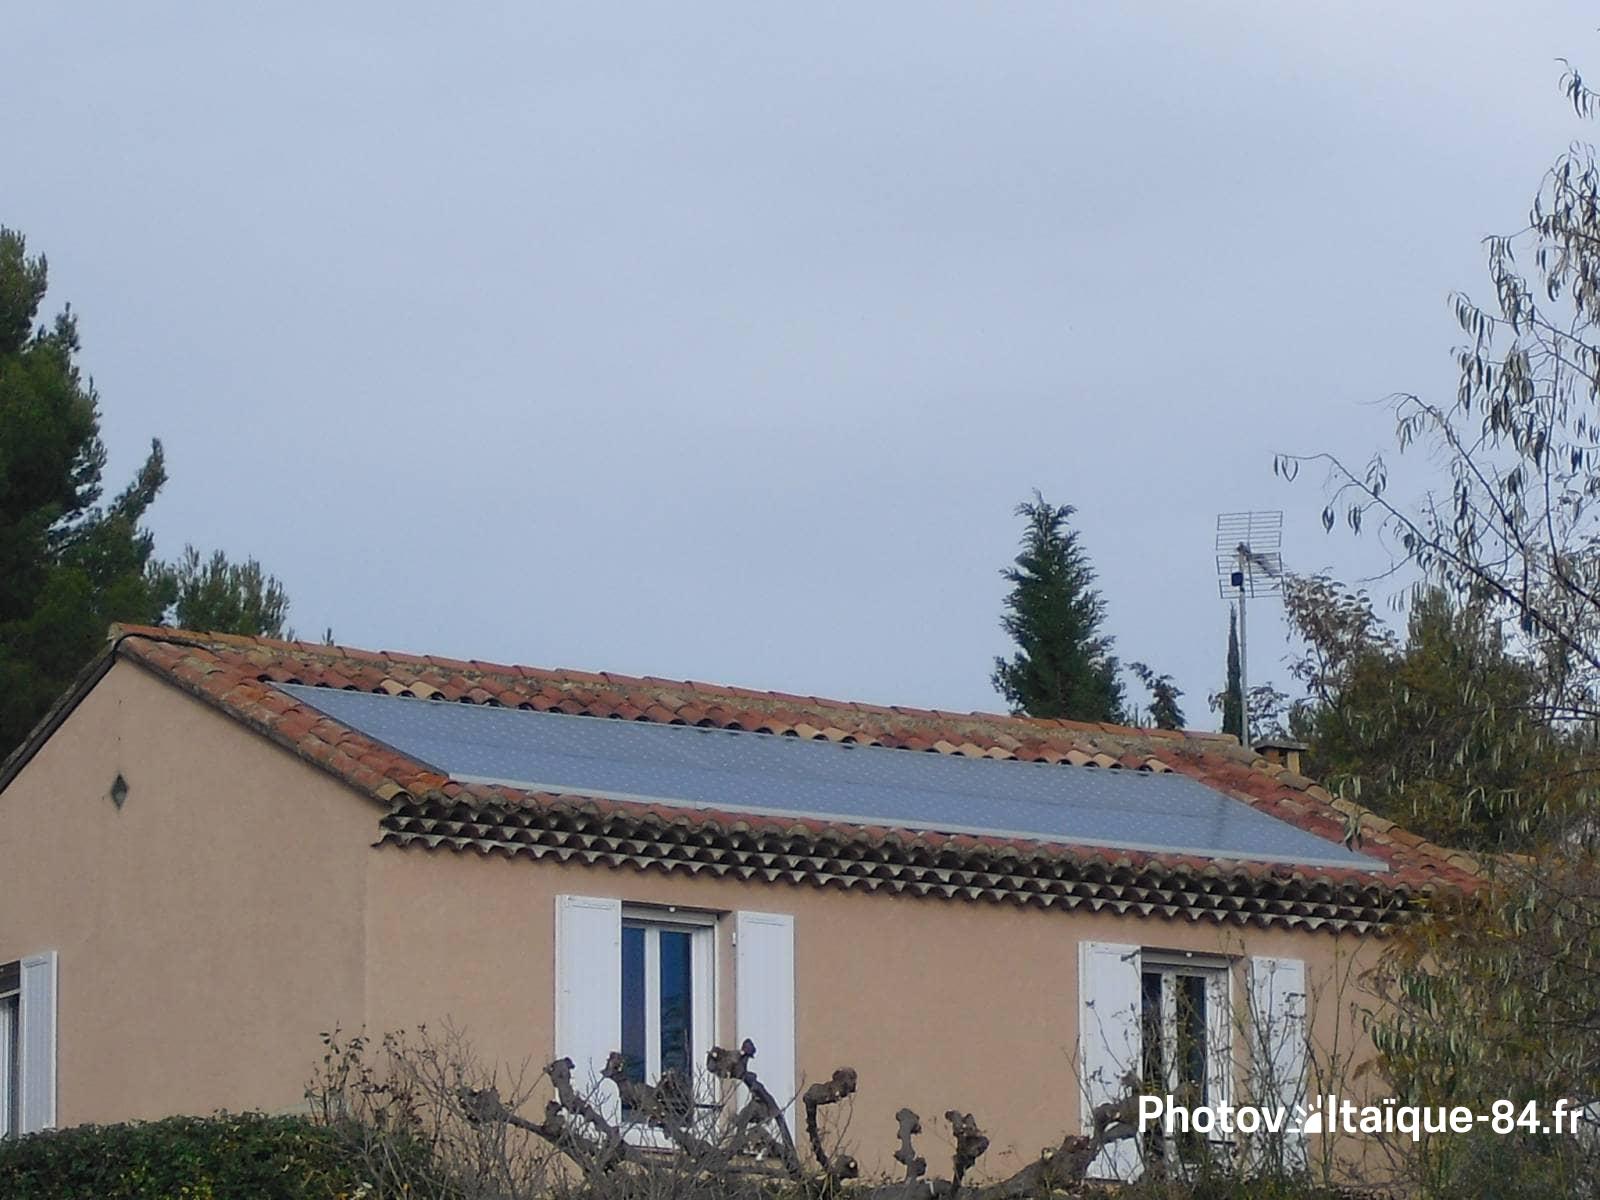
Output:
[{"xmin": 98, "ymin": 625, "xmax": 1482, "ymax": 925}]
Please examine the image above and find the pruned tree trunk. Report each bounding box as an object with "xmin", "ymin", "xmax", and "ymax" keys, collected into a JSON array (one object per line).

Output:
[{"xmin": 465, "ymin": 1040, "xmax": 1141, "ymax": 1198}]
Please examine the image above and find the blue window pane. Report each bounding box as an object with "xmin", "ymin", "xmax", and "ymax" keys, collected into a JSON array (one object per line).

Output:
[
  {"xmin": 659, "ymin": 930, "xmax": 693, "ymax": 1079},
  {"xmin": 621, "ymin": 926, "xmax": 645, "ymax": 1083}
]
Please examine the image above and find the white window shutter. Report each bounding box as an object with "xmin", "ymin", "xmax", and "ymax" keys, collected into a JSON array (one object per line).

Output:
[
  {"xmin": 19, "ymin": 951, "xmax": 57, "ymax": 1134},
  {"xmin": 735, "ymin": 911, "xmax": 796, "ymax": 1117},
  {"xmin": 1078, "ymin": 941, "xmax": 1142, "ymax": 1182},
  {"xmin": 1204, "ymin": 968, "xmax": 1234, "ymax": 1110},
  {"xmin": 555, "ymin": 896, "xmax": 622, "ymax": 1121},
  {"xmin": 1248, "ymin": 956, "xmax": 1308, "ymax": 1171}
]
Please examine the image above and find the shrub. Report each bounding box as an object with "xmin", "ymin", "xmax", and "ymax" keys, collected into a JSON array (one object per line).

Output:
[
  {"xmin": 0, "ymin": 1111, "xmax": 367, "ymax": 1200},
  {"xmin": 306, "ymin": 1025, "xmax": 556, "ymax": 1199}
]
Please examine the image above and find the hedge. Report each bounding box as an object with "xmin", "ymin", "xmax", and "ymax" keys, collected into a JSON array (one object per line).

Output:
[{"xmin": 0, "ymin": 1112, "xmax": 369, "ymax": 1200}]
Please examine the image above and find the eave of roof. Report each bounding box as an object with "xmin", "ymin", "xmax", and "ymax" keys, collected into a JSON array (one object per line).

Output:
[{"xmin": 5, "ymin": 625, "xmax": 1483, "ymax": 932}]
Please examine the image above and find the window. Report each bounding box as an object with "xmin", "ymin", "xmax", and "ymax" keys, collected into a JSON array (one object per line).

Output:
[
  {"xmin": 0, "ymin": 952, "xmax": 54, "ymax": 1139},
  {"xmin": 1140, "ymin": 954, "xmax": 1231, "ymax": 1167},
  {"xmin": 618, "ymin": 910, "xmax": 714, "ymax": 1113},
  {"xmin": 1080, "ymin": 942, "xmax": 1303, "ymax": 1183},
  {"xmin": 0, "ymin": 963, "xmax": 16, "ymax": 1140},
  {"xmin": 554, "ymin": 896, "xmax": 794, "ymax": 1137}
]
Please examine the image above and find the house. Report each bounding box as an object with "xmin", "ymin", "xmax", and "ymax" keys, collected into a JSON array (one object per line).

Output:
[{"xmin": 0, "ymin": 626, "xmax": 1479, "ymax": 1179}]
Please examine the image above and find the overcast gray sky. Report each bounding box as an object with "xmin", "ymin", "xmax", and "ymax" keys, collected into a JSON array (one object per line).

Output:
[{"xmin": 6, "ymin": 2, "xmax": 1596, "ymax": 725}]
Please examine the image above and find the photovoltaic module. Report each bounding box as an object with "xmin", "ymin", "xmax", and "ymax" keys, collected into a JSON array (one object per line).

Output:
[{"xmin": 281, "ymin": 684, "xmax": 1383, "ymax": 871}]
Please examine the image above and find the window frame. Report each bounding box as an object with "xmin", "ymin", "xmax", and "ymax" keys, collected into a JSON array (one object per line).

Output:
[
  {"xmin": 1139, "ymin": 950, "xmax": 1234, "ymax": 1170},
  {"xmin": 618, "ymin": 905, "xmax": 718, "ymax": 1147},
  {"xmin": 0, "ymin": 959, "xmax": 18, "ymax": 1140}
]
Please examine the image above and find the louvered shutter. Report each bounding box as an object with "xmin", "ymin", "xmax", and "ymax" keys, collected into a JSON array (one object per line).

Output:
[
  {"xmin": 735, "ymin": 911, "xmax": 796, "ymax": 1117},
  {"xmin": 555, "ymin": 896, "xmax": 622, "ymax": 1121},
  {"xmin": 1079, "ymin": 941, "xmax": 1142, "ymax": 1181},
  {"xmin": 19, "ymin": 951, "xmax": 56, "ymax": 1134},
  {"xmin": 1248, "ymin": 956, "xmax": 1308, "ymax": 1170}
]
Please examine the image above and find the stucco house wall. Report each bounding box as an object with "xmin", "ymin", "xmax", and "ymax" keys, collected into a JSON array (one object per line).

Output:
[
  {"xmin": 365, "ymin": 844, "xmax": 1379, "ymax": 1173},
  {"xmin": 0, "ymin": 659, "xmax": 372, "ymax": 1125}
]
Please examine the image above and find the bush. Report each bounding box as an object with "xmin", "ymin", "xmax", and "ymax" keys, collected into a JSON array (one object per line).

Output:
[
  {"xmin": 0, "ymin": 1112, "xmax": 368, "ymax": 1200},
  {"xmin": 1122, "ymin": 1175, "xmax": 1374, "ymax": 1200}
]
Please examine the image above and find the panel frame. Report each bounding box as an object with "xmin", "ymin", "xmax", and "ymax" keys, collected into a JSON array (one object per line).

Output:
[{"xmin": 282, "ymin": 684, "xmax": 1385, "ymax": 870}]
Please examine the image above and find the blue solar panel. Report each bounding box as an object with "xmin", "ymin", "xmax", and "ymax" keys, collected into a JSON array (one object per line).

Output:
[{"xmin": 281, "ymin": 685, "xmax": 1383, "ymax": 870}]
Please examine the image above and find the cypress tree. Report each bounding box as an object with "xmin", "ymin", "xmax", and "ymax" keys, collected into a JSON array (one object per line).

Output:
[
  {"xmin": 1222, "ymin": 608, "xmax": 1244, "ymax": 741},
  {"xmin": 991, "ymin": 493, "xmax": 1125, "ymax": 721}
]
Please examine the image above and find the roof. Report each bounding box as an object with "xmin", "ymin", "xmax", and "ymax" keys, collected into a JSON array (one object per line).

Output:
[
  {"xmin": 8, "ymin": 626, "xmax": 1483, "ymax": 933},
  {"xmin": 278, "ymin": 683, "xmax": 1384, "ymax": 871}
]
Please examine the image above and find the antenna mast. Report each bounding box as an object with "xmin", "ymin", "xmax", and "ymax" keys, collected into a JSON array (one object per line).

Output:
[{"xmin": 1215, "ymin": 511, "xmax": 1283, "ymax": 748}]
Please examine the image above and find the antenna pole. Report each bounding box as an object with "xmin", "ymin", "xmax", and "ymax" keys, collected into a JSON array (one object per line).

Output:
[
  {"xmin": 1235, "ymin": 551, "xmax": 1250, "ymax": 749},
  {"xmin": 1214, "ymin": 512, "xmax": 1281, "ymax": 752}
]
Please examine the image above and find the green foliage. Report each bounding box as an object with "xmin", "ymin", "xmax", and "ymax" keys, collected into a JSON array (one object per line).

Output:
[
  {"xmin": 1273, "ymin": 56, "xmax": 1600, "ymax": 1199},
  {"xmin": 1368, "ymin": 854, "xmax": 1600, "ymax": 1195},
  {"xmin": 1221, "ymin": 610, "xmax": 1244, "ymax": 742},
  {"xmin": 1425, "ymin": 1129, "xmax": 1589, "ymax": 1200},
  {"xmin": 1282, "ymin": 577, "xmax": 1583, "ymax": 850},
  {"xmin": 305, "ymin": 1025, "xmax": 553, "ymax": 1200},
  {"xmin": 1273, "ymin": 59, "xmax": 1600, "ymax": 740},
  {"xmin": 1120, "ymin": 1173, "xmax": 1355, "ymax": 1200},
  {"xmin": 0, "ymin": 1112, "xmax": 366, "ymax": 1199},
  {"xmin": 157, "ymin": 545, "xmax": 290, "ymax": 638},
  {"xmin": 0, "ymin": 226, "xmax": 302, "ymax": 760},
  {"xmin": 0, "ymin": 227, "xmax": 172, "ymax": 755},
  {"xmin": 1130, "ymin": 661, "xmax": 1186, "ymax": 729},
  {"xmin": 991, "ymin": 493, "xmax": 1125, "ymax": 721}
]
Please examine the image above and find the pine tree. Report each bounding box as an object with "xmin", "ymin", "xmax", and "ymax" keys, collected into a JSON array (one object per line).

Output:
[
  {"xmin": 158, "ymin": 546, "xmax": 290, "ymax": 638},
  {"xmin": 0, "ymin": 228, "xmax": 301, "ymax": 757},
  {"xmin": 991, "ymin": 493, "xmax": 1125, "ymax": 721},
  {"xmin": 1129, "ymin": 662, "xmax": 1185, "ymax": 729},
  {"xmin": 1222, "ymin": 608, "xmax": 1244, "ymax": 741},
  {"xmin": 0, "ymin": 228, "xmax": 172, "ymax": 752}
]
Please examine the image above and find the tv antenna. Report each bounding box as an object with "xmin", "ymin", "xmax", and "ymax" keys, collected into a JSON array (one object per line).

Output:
[{"xmin": 1215, "ymin": 511, "xmax": 1284, "ymax": 747}]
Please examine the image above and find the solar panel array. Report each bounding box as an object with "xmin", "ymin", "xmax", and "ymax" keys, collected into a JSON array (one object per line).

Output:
[{"xmin": 281, "ymin": 684, "xmax": 1383, "ymax": 870}]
